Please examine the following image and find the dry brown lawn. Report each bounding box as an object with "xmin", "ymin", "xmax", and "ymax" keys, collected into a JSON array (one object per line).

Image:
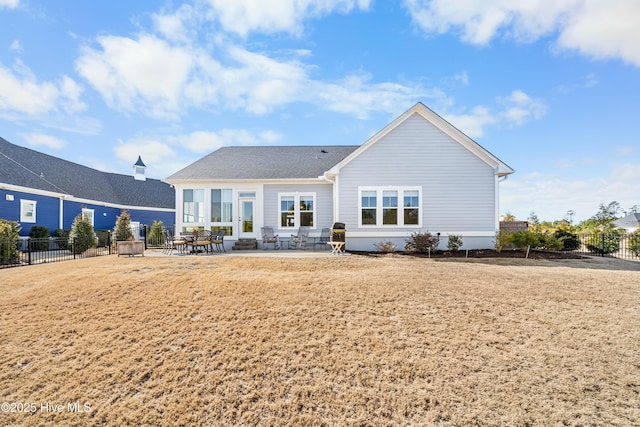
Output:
[{"xmin": 1, "ymin": 254, "xmax": 639, "ymax": 426}]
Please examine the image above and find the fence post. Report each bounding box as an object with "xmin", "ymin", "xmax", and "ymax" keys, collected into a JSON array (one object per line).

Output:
[
  {"xmin": 73, "ymin": 237, "xmax": 77, "ymax": 259},
  {"xmin": 27, "ymin": 238, "xmax": 32, "ymax": 265},
  {"xmin": 601, "ymin": 233, "xmax": 605, "ymax": 257},
  {"xmin": 144, "ymin": 225, "xmax": 148, "ymax": 250}
]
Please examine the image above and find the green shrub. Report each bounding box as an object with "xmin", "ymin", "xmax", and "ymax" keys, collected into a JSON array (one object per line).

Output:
[
  {"xmin": 148, "ymin": 220, "xmax": 165, "ymax": 246},
  {"xmin": 0, "ymin": 219, "xmax": 21, "ymax": 265},
  {"xmin": 509, "ymin": 230, "xmax": 541, "ymax": 250},
  {"xmin": 553, "ymin": 229, "xmax": 580, "ymax": 251},
  {"xmin": 405, "ymin": 231, "xmax": 439, "ymax": 253},
  {"xmin": 586, "ymin": 231, "xmax": 621, "ymax": 255},
  {"xmin": 629, "ymin": 232, "xmax": 640, "ymax": 257},
  {"xmin": 96, "ymin": 230, "xmax": 111, "ymax": 248},
  {"xmin": 114, "ymin": 210, "xmax": 134, "ymax": 241},
  {"xmin": 28, "ymin": 226, "xmax": 50, "ymax": 251},
  {"xmin": 494, "ymin": 231, "xmax": 510, "ymax": 253},
  {"xmin": 54, "ymin": 229, "xmax": 70, "ymax": 250},
  {"xmin": 537, "ymin": 233, "xmax": 564, "ymax": 251},
  {"xmin": 447, "ymin": 235, "xmax": 463, "ymax": 251},
  {"xmin": 69, "ymin": 213, "xmax": 97, "ymax": 253}
]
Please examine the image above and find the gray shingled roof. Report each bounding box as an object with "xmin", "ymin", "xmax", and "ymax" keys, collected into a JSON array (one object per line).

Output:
[
  {"xmin": 166, "ymin": 146, "xmax": 360, "ymax": 180},
  {"xmin": 0, "ymin": 137, "xmax": 174, "ymax": 209},
  {"xmin": 614, "ymin": 213, "xmax": 640, "ymax": 229}
]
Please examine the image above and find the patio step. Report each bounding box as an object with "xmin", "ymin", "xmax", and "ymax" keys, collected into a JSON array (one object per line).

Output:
[{"xmin": 232, "ymin": 238, "xmax": 258, "ymax": 250}]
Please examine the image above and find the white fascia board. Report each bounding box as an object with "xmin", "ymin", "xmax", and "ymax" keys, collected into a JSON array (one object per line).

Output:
[
  {"xmin": 0, "ymin": 183, "xmax": 69, "ymax": 199},
  {"xmin": 168, "ymin": 178, "xmax": 328, "ymax": 186},
  {"xmin": 64, "ymin": 195, "xmax": 175, "ymax": 212}
]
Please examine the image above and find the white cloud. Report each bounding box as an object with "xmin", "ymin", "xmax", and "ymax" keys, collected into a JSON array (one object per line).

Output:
[
  {"xmin": 10, "ymin": 40, "xmax": 22, "ymax": 52},
  {"xmin": 404, "ymin": 0, "xmax": 640, "ymax": 67},
  {"xmin": 76, "ymin": 35, "xmax": 194, "ymax": 119},
  {"xmin": 445, "ymin": 106, "xmax": 497, "ymax": 138},
  {"xmin": 204, "ymin": 0, "xmax": 372, "ymax": 37},
  {"xmin": 0, "ymin": 0, "xmax": 19, "ymax": 9},
  {"xmin": 114, "ymin": 138, "xmax": 179, "ymax": 178},
  {"xmin": 499, "ymin": 90, "xmax": 547, "ymax": 126},
  {"xmin": 312, "ymin": 72, "xmax": 442, "ymax": 119},
  {"xmin": 114, "ymin": 129, "xmax": 284, "ymax": 177},
  {"xmin": 152, "ymin": 4, "xmax": 197, "ymax": 43},
  {"xmin": 75, "ymin": 29, "xmax": 435, "ymax": 122},
  {"xmin": 443, "ymin": 90, "xmax": 546, "ymax": 138},
  {"xmin": 0, "ymin": 60, "xmax": 84, "ymax": 116},
  {"xmin": 501, "ymin": 164, "xmax": 640, "ymax": 222},
  {"xmin": 21, "ymin": 133, "xmax": 67, "ymax": 150}
]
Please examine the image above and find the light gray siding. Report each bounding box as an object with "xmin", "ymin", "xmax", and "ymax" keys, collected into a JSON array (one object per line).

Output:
[
  {"xmin": 338, "ymin": 112, "xmax": 497, "ymax": 239},
  {"xmin": 264, "ymin": 183, "xmax": 334, "ymax": 235}
]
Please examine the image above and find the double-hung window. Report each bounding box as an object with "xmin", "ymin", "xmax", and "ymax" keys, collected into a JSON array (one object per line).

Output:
[
  {"xmin": 359, "ymin": 187, "xmax": 421, "ymax": 227},
  {"xmin": 183, "ymin": 189, "xmax": 204, "ymax": 223},
  {"xmin": 20, "ymin": 199, "xmax": 37, "ymax": 223},
  {"xmin": 279, "ymin": 193, "xmax": 315, "ymax": 229},
  {"xmin": 382, "ymin": 191, "xmax": 398, "ymax": 225},
  {"xmin": 403, "ymin": 190, "xmax": 420, "ymax": 225},
  {"xmin": 82, "ymin": 208, "xmax": 95, "ymax": 227}
]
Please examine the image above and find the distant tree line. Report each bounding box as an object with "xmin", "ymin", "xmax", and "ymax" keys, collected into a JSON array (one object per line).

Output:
[{"xmin": 499, "ymin": 201, "xmax": 640, "ymax": 255}]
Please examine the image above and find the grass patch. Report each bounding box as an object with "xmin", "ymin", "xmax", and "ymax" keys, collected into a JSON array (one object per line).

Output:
[{"xmin": 1, "ymin": 255, "xmax": 639, "ymax": 425}]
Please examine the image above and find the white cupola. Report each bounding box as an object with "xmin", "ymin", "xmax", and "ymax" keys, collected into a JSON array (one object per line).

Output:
[{"xmin": 133, "ymin": 156, "xmax": 146, "ymax": 181}]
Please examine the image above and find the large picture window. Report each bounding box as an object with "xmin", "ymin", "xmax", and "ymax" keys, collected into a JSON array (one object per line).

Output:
[
  {"xmin": 211, "ymin": 189, "xmax": 233, "ymax": 222},
  {"xmin": 183, "ymin": 189, "xmax": 204, "ymax": 223},
  {"xmin": 279, "ymin": 193, "xmax": 316, "ymax": 229},
  {"xmin": 359, "ymin": 187, "xmax": 421, "ymax": 227}
]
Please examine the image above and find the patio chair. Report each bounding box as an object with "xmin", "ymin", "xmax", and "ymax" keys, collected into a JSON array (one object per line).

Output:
[
  {"xmin": 290, "ymin": 226, "xmax": 310, "ymax": 250},
  {"xmin": 211, "ymin": 230, "xmax": 226, "ymax": 252},
  {"xmin": 192, "ymin": 230, "xmax": 212, "ymax": 254},
  {"xmin": 313, "ymin": 227, "xmax": 331, "ymax": 251},
  {"xmin": 261, "ymin": 226, "xmax": 280, "ymax": 249},
  {"xmin": 164, "ymin": 230, "xmax": 188, "ymax": 255}
]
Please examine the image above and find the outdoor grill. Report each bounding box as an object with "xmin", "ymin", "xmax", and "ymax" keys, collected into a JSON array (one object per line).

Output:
[{"xmin": 330, "ymin": 222, "xmax": 346, "ymax": 247}]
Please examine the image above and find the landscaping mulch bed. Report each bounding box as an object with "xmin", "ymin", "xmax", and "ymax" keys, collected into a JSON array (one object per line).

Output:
[{"xmin": 353, "ymin": 249, "xmax": 586, "ymax": 260}]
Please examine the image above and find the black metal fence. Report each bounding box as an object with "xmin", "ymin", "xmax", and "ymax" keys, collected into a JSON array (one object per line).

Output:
[
  {"xmin": 0, "ymin": 225, "xmax": 175, "ymax": 269},
  {"xmin": 571, "ymin": 233, "xmax": 640, "ymax": 261}
]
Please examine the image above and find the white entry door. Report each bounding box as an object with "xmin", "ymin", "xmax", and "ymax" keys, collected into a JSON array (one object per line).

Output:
[{"xmin": 239, "ymin": 193, "xmax": 256, "ymax": 238}]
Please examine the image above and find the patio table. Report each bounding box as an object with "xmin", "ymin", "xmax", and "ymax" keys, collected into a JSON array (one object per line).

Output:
[{"xmin": 329, "ymin": 241, "xmax": 345, "ymax": 255}]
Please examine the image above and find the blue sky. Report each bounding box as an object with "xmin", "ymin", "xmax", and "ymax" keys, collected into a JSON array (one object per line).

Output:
[{"xmin": 1, "ymin": 0, "xmax": 638, "ymax": 222}]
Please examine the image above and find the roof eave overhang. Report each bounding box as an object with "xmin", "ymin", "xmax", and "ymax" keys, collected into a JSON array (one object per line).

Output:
[{"xmin": 164, "ymin": 177, "xmax": 328, "ymax": 185}]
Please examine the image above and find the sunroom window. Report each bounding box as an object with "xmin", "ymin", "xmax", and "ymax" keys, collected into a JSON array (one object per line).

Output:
[{"xmin": 183, "ymin": 189, "xmax": 204, "ymax": 223}]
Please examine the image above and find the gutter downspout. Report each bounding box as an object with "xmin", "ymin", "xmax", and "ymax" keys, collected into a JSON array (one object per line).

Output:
[{"xmin": 321, "ymin": 172, "xmax": 338, "ymax": 223}]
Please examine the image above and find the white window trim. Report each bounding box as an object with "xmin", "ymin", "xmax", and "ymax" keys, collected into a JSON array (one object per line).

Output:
[
  {"xmin": 183, "ymin": 188, "xmax": 205, "ymax": 224},
  {"xmin": 358, "ymin": 186, "xmax": 422, "ymax": 227},
  {"xmin": 20, "ymin": 199, "xmax": 37, "ymax": 223},
  {"xmin": 210, "ymin": 188, "xmax": 234, "ymax": 225},
  {"xmin": 82, "ymin": 208, "xmax": 95, "ymax": 227},
  {"xmin": 277, "ymin": 192, "xmax": 316, "ymax": 230}
]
